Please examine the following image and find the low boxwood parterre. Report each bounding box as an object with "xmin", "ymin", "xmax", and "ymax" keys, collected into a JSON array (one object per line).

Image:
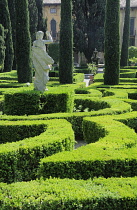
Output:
[
  {"xmin": 3, "ymin": 87, "xmax": 75, "ymax": 115},
  {"xmin": 0, "ymin": 119, "xmax": 75, "ymax": 183},
  {"xmin": 2, "ymin": 70, "xmax": 137, "ymax": 209},
  {"xmin": 75, "ymin": 87, "xmax": 102, "ymax": 98},
  {"xmin": 38, "ymin": 115, "xmax": 137, "ymax": 180},
  {"xmin": 122, "ymin": 98, "xmax": 137, "ymax": 111},
  {"xmin": 0, "ymin": 98, "xmax": 131, "ymax": 139},
  {"xmin": 1, "ymin": 177, "xmax": 137, "ymax": 209}
]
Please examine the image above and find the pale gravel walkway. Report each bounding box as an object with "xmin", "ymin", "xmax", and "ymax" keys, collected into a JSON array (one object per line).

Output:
[{"xmin": 75, "ymin": 140, "xmax": 87, "ymax": 149}]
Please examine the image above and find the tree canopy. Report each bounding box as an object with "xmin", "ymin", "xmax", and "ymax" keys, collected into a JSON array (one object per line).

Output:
[{"xmin": 72, "ymin": 0, "xmax": 106, "ymax": 63}]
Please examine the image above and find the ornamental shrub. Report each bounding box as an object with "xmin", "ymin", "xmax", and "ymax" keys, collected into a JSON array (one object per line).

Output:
[
  {"xmin": 129, "ymin": 46, "xmax": 137, "ymax": 59},
  {"xmin": 3, "ymin": 88, "xmax": 75, "ymax": 115},
  {"xmin": 4, "ymin": 90, "xmax": 41, "ymax": 115},
  {"xmin": 38, "ymin": 115, "xmax": 137, "ymax": 180},
  {"xmin": 59, "ymin": 0, "xmax": 73, "ymax": 84},
  {"xmin": 0, "ymin": 119, "xmax": 74, "ymax": 183},
  {"xmin": 1, "ymin": 178, "xmax": 137, "ymax": 209},
  {"xmin": 104, "ymin": 0, "xmax": 120, "ymax": 85}
]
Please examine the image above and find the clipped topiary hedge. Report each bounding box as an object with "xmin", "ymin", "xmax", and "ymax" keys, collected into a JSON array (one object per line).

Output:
[
  {"xmin": 38, "ymin": 115, "xmax": 137, "ymax": 180},
  {"xmin": 40, "ymin": 87, "xmax": 74, "ymax": 114},
  {"xmin": 120, "ymin": 72, "xmax": 136, "ymax": 78},
  {"xmin": 3, "ymin": 87, "xmax": 75, "ymax": 115},
  {"xmin": 0, "ymin": 98, "xmax": 131, "ymax": 140},
  {"xmin": 75, "ymin": 87, "xmax": 102, "ymax": 97},
  {"xmin": 4, "ymin": 89, "xmax": 41, "ymax": 115},
  {"xmin": 1, "ymin": 177, "xmax": 137, "ymax": 209},
  {"xmin": 0, "ymin": 119, "xmax": 74, "ymax": 183},
  {"xmin": 74, "ymin": 97, "xmax": 109, "ymax": 112},
  {"xmin": 73, "ymin": 73, "xmax": 84, "ymax": 83}
]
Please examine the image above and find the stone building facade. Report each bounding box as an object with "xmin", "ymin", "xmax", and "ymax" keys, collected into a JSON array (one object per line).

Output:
[
  {"xmin": 120, "ymin": 0, "xmax": 137, "ymax": 47},
  {"xmin": 43, "ymin": 0, "xmax": 61, "ymax": 41},
  {"xmin": 42, "ymin": 0, "xmax": 137, "ymax": 64}
]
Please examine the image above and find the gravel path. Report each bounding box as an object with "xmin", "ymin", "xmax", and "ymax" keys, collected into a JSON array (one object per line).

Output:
[{"xmin": 75, "ymin": 140, "xmax": 87, "ymax": 149}]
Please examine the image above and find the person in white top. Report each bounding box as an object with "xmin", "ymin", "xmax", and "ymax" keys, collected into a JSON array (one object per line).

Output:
[{"xmin": 32, "ymin": 31, "xmax": 54, "ymax": 92}]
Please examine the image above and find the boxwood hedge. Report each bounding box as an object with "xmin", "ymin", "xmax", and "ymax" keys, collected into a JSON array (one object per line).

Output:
[{"xmin": 0, "ymin": 119, "xmax": 74, "ymax": 183}]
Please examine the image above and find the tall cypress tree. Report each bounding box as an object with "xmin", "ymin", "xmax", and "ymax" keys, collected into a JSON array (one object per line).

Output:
[
  {"xmin": 35, "ymin": 0, "xmax": 43, "ymax": 31},
  {"xmin": 7, "ymin": 0, "xmax": 16, "ymax": 70},
  {"xmin": 0, "ymin": 24, "xmax": 5, "ymax": 72},
  {"xmin": 15, "ymin": 0, "xmax": 32, "ymax": 83},
  {"xmin": 0, "ymin": 0, "xmax": 14, "ymax": 72},
  {"xmin": 28, "ymin": 0, "xmax": 38, "ymax": 42},
  {"xmin": 59, "ymin": 0, "xmax": 73, "ymax": 84},
  {"xmin": 104, "ymin": 0, "xmax": 120, "ymax": 85},
  {"xmin": 120, "ymin": 0, "xmax": 130, "ymax": 67}
]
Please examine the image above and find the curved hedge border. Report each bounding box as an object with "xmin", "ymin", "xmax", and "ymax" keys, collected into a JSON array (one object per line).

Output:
[
  {"xmin": 75, "ymin": 87, "xmax": 102, "ymax": 98},
  {"xmin": 0, "ymin": 119, "xmax": 74, "ymax": 183},
  {"xmin": 1, "ymin": 177, "xmax": 137, "ymax": 209},
  {"xmin": 38, "ymin": 115, "xmax": 137, "ymax": 180},
  {"xmin": 0, "ymin": 98, "xmax": 131, "ymax": 139}
]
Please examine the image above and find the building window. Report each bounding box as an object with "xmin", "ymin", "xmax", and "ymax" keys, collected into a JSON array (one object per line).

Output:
[
  {"xmin": 130, "ymin": 17, "xmax": 135, "ymax": 36},
  {"xmin": 51, "ymin": 19, "xmax": 56, "ymax": 39},
  {"xmin": 130, "ymin": 37, "xmax": 135, "ymax": 46},
  {"xmin": 130, "ymin": 17, "xmax": 136, "ymax": 46},
  {"xmin": 50, "ymin": 8, "xmax": 56, "ymax": 13}
]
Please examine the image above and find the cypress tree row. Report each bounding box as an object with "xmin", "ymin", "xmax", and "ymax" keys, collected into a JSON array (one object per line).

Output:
[
  {"xmin": 104, "ymin": 0, "xmax": 120, "ymax": 85},
  {"xmin": 0, "ymin": 24, "xmax": 5, "ymax": 72},
  {"xmin": 120, "ymin": 0, "xmax": 130, "ymax": 67},
  {"xmin": 0, "ymin": 0, "xmax": 14, "ymax": 72},
  {"xmin": 59, "ymin": 0, "xmax": 73, "ymax": 84},
  {"xmin": 15, "ymin": 0, "xmax": 32, "ymax": 83}
]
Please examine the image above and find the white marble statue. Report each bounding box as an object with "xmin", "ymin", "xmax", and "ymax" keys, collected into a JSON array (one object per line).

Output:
[{"xmin": 32, "ymin": 31, "xmax": 54, "ymax": 92}]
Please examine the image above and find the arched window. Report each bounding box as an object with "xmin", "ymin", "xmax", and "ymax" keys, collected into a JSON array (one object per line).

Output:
[{"xmin": 51, "ymin": 19, "xmax": 56, "ymax": 39}]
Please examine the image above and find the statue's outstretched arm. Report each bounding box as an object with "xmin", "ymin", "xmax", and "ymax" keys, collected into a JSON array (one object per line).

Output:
[{"xmin": 43, "ymin": 31, "xmax": 53, "ymax": 44}]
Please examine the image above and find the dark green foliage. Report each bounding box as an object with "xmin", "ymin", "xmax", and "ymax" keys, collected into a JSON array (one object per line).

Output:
[
  {"xmin": 48, "ymin": 42, "xmax": 59, "ymax": 64},
  {"xmin": 128, "ymin": 92, "xmax": 137, "ymax": 100},
  {"xmin": 7, "ymin": 0, "xmax": 16, "ymax": 70},
  {"xmin": 104, "ymin": 0, "xmax": 120, "ymax": 85},
  {"xmin": 120, "ymin": 71, "xmax": 136, "ymax": 78},
  {"xmin": 0, "ymin": 24, "xmax": 5, "ymax": 72},
  {"xmin": 59, "ymin": 0, "xmax": 73, "ymax": 84},
  {"xmin": 128, "ymin": 46, "xmax": 137, "ymax": 59},
  {"xmin": 4, "ymin": 90, "xmax": 41, "ymax": 115},
  {"xmin": 35, "ymin": 0, "xmax": 43, "ymax": 31},
  {"xmin": 120, "ymin": 0, "xmax": 130, "ymax": 67},
  {"xmin": 28, "ymin": 0, "xmax": 38, "ymax": 42},
  {"xmin": 15, "ymin": 0, "xmax": 33, "ymax": 83},
  {"xmin": 73, "ymin": 0, "xmax": 106, "ymax": 63},
  {"xmin": 0, "ymin": 0, "xmax": 14, "ymax": 72}
]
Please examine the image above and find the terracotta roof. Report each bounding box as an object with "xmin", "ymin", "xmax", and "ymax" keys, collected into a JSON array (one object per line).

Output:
[
  {"xmin": 120, "ymin": 0, "xmax": 137, "ymax": 8},
  {"xmin": 43, "ymin": 0, "xmax": 61, "ymax": 4}
]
